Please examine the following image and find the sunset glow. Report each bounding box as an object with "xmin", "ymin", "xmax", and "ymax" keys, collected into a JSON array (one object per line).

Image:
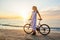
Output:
[
  {"xmin": 0, "ymin": 0, "xmax": 60, "ymax": 27},
  {"xmin": 20, "ymin": 9, "xmax": 29, "ymax": 21}
]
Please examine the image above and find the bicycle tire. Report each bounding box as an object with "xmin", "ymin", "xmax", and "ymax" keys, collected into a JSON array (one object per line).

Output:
[
  {"xmin": 23, "ymin": 24, "xmax": 32, "ymax": 34},
  {"xmin": 39, "ymin": 24, "xmax": 50, "ymax": 35}
]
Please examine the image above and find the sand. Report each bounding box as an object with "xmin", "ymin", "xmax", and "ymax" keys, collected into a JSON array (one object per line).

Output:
[{"xmin": 0, "ymin": 29, "xmax": 60, "ymax": 40}]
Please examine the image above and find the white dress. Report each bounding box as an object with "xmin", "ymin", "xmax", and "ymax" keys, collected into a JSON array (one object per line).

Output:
[{"xmin": 31, "ymin": 11, "xmax": 37, "ymax": 31}]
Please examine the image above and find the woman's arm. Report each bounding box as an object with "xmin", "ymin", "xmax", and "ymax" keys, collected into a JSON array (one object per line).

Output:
[{"xmin": 37, "ymin": 10, "xmax": 42, "ymax": 20}]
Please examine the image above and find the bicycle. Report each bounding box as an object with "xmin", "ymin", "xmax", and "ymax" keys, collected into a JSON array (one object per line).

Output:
[{"xmin": 23, "ymin": 19, "xmax": 50, "ymax": 35}]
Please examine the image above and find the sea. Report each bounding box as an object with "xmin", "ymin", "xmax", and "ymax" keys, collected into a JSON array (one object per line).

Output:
[{"xmin": 0, "ymin": 19, "xmax": 60, "ymax": 33}]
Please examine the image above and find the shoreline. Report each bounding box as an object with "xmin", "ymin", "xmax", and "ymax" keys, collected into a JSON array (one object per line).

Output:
[{"xmin": 0, "ymin": 27, "xmax": 60, "ymax": 33}]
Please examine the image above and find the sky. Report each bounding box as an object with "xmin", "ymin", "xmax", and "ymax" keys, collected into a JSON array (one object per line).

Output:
[{"xmin": 0, "ymin": 0, "xmax": 60, "ymax": 27}]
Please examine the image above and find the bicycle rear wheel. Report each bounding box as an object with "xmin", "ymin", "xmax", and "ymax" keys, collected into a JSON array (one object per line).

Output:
[
  {"xmin": 23, "ymin": 24, "xmax": 32, "ymax": 34},
  {"xmin": 39, "ymin": 24, "xmax": 50, "ymax": 35}
]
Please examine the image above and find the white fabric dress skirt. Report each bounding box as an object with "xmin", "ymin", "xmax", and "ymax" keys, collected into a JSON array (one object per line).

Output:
[{"xmin": 31, "ymin": 11, "xmax": 37, "ymax": 31}]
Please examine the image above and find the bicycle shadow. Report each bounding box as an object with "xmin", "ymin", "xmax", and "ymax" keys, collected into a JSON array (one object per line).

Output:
[{"xmin": 24, "ymin": 34, "xmax": 55, "ymax": 40}]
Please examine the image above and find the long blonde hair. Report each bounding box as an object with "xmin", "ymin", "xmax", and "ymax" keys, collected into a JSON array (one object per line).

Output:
[{"xmin": 32, "ymin": 6, "xmax": 37, "ymax": 11}]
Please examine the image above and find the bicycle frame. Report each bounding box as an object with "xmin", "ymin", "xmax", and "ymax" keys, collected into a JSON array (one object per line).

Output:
[
  {"xmin": 30, "ymin": 19, "xmax": 41, "ymax": 31},
  {"xmin": 38, "ymin": 20, "xmax": 41, "ymax": 26}
]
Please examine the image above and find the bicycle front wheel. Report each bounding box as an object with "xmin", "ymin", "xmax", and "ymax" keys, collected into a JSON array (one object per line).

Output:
[
  {"xmin": 23, "ymin": 24, "xmax": 32, "ymax": 34},
  {"xmin": 39, "ymin": 24, "xmax": 50, "ymax": 35}
]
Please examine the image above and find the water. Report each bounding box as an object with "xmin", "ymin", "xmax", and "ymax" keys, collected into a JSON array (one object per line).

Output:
[
  {"xmin": 0, "ymin": 19, "xmax": 60, "ymax": 33},
  {"xmin": 0, "ymin": 19, "xmax": 25, "ymax": 29},
  {"xmin": 51, "ymin": 28, "xmax": 60, "ymax": 33},
  {"xmin": 0, "ymin": 19, "xmax": 24, "ymax": 25}
]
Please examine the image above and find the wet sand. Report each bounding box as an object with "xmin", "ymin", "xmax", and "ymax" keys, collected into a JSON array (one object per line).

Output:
[{"xmin": 0, "ymin": 29, "xmax": 60, "ymax": 40}]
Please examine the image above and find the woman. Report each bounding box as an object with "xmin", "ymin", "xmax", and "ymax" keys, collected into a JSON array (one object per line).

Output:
[{"xmin": 30, "ymin": 6, "xmax": 42, "ymax": 35}]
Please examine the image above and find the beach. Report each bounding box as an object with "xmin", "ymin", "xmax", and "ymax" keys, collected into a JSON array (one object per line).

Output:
[{"xmin": 0, "ymin": 29, "xmax": 60, "ymax": 40}]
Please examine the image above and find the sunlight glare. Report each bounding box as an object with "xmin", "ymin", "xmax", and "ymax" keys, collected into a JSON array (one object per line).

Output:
[{"xmin": 20, "ymin": 9, "xmax": 29, "ymax": 21}]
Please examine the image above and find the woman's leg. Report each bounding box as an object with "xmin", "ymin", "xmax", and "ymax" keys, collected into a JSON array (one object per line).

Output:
[{"xmin": 32, "ymin": 20, "xmax": 36, "ymax": 35}]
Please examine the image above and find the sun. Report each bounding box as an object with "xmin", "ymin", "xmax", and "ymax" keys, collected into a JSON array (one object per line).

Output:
[
  {"xmin": 20, "ymin": 9, "xmax": 29, "ymax": 21},
  {"xmin": 19, "ymin": 6, "xmax": 31, "ymax": 21}
]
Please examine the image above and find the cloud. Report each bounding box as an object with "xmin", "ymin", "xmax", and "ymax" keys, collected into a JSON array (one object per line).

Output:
[
  {"xmin": 45, "ymin": 10, "xmax": 60, "ymax": 16},
  {"xmin": 41, "ymin": 9, "xmax": 60, "ymax": 20},
  {"xmin": 40, "ymin": 6, "xmax": 60, "ymax": 11},
  {"xmin": 40, "ymin": 9, "xmax": 60, "ymax": 27}
]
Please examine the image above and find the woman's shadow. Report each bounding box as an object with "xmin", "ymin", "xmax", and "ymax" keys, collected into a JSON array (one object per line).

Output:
[
  {"xmin": 24, "ymin": 34, "xmax": 55, "ymax": 40},
  {"xmin": 24, "ymin": 34, "xmax": 40, "ymax": 40}
]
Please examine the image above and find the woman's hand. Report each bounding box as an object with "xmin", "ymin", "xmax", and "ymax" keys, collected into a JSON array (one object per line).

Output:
[
  {"xmin": 38, "ymin": 18, "xmax": 42, "ymax": 20},
  {"xmin": 40, "ymin": 18, "xmax": 42, "ymax": 20},
  {"xmin": 28, "ymin": 19, "xmax": 31, "ymax": 20}
]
